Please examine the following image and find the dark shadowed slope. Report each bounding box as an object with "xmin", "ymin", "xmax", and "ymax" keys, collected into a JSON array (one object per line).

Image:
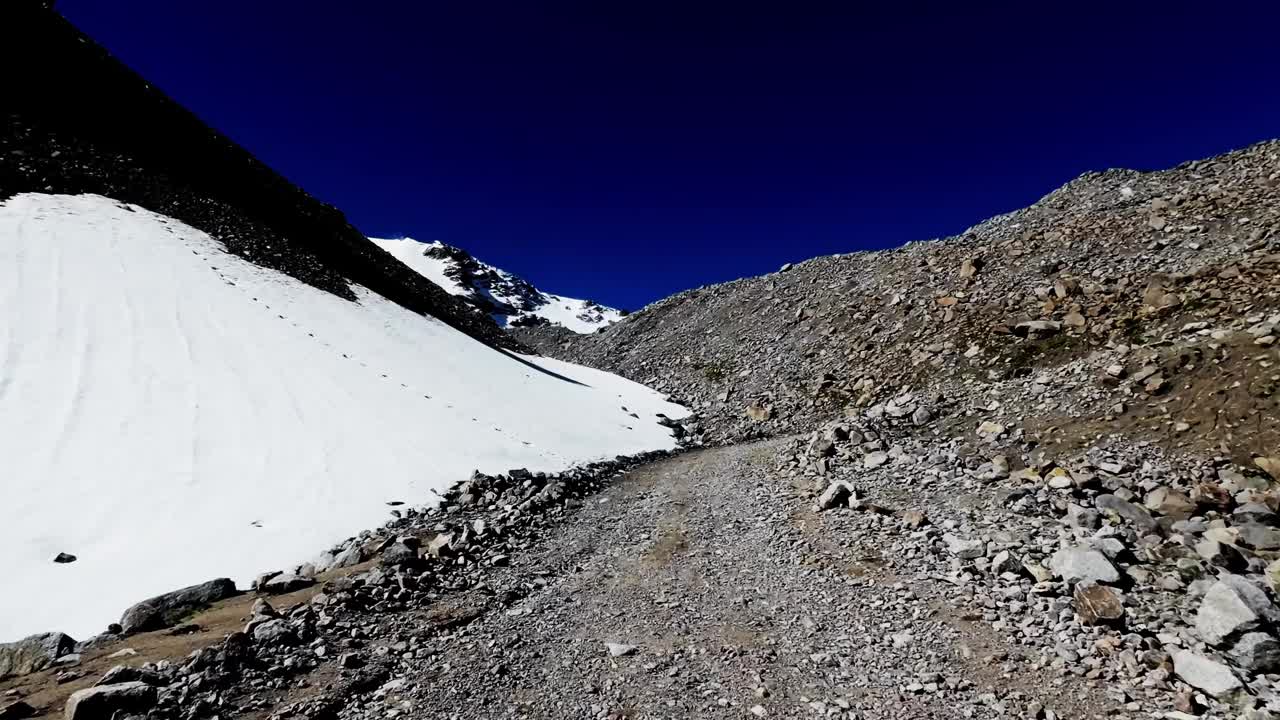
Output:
[{"xmin": 0, "ymin": 2, "xmax": 519, "ymax": 351}]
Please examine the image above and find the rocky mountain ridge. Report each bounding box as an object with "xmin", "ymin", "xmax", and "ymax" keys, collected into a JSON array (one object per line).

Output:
[
  {"xmin": 370, "ymin": 237, "xmax": 622, "ymax": 333},
  {"xmin": 0, "ymin": 2, "xmax": 518, "ymax": 352}
]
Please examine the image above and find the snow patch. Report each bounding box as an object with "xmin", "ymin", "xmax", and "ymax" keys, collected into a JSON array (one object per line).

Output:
[{"xmin": 0, "ymin": 194, "xmax": 685, "ymax": 641}]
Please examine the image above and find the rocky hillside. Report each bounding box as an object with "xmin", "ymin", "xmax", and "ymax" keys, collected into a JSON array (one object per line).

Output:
[
  {"xmin": 0, "ymin": 2, "xmax": 517, "ymax": 351},
  {"xmin": 515, "ymin": 140, "xmax": 1280, "ymax": 460},
  {"xmin": 370, "ymin": 238, "xmax": 623, "ymax": 333}
]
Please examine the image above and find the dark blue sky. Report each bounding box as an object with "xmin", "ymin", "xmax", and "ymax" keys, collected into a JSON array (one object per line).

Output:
[{"xmin": 59, "ymin": 1, "xmax": 1279, "ymax": 310}]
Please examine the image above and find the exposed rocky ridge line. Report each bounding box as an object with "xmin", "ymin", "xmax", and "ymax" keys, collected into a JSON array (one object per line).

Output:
[
  {"xmin": 371, "ymin": 238, "xmax": 623, "ymax": 332},
  {"xmin": 514, "ymin": 139, "xmax": 1279, "ymax": 450},
  {"xmin": 0, "ymin": 3, "xmax": 520, "ymax": 352}
]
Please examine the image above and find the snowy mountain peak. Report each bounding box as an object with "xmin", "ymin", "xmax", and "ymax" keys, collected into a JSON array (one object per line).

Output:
[{"xmin": 371, "ymin": 237, "xmax": 623, "ymax": 334}]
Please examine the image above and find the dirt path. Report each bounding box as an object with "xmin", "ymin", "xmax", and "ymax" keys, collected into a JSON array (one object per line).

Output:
[{"xmin": 304, "ymin": 440, "xmax": 1107, "ymax": 720}]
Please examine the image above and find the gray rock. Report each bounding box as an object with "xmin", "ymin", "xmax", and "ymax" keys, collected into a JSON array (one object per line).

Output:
[
  {"xmin": 943, "ymin": 534, "xmax": 985, "ymax": 560},
  {"xmin": 1013, "ymin": 320, "xmax": 1061, "ymax": 338},
  {"xmin": 426, "ymin": 533, "xmax": 455, "ymax": 558},
  {"xmin": 64, "ymin": 681, "xmax": 156, "ymax": 720},
  {"xmin": 1172, "ymin": 650, "xmax": 1242, "ymax": 697},
  {"xmin": 1195, "ymin": 575, "xmax": 1280, "ymax": 645},
  {"xmin": 815, "ymin": 481, "xmax": 855, "ymax": 511},
  {"xmin": 863, "ymin": 451, "xmax": 889, "ymax": 469},
  {"xmin": 119, "ymin": 578, "xmax": 238, "ymax": 634},
  {"xmin": 1196, "ymin": 538, "xmax": 1248, "ymax": 571},
  {"xmin": 1231, "ymin": 632, "xmax": 1280, "ymax": 674},
  {"xmin": 1235, "ymin": 503, "xmax": 1278, "ymax": 526},
  {"xmin": 1143, "ymin": 487, "xmax": 1196, "ymax": 520},
  {"xmin": 261, "ymin": 573, "xmax": 314, "ymax": 594},
  {"xmin": 606, "ymin": 643, "xmax": 637, "ymax": 657},
  {"xmin": 250, "ymin": 619, "xmax": 295, "ymax": 646},
  {"xmin": 1095, "ymin": 494, "xmax": 1158, "ymax": 533},
  {"xmin": 1063, "ymin": 503, "xmax": 1099, "ymax": 530},
  {"xmin": 1236, "ymin": 524, "xmax": 1280, "ymax": 551},
  {"xmin": 0, "ymin": 632, "xmax": 77, "ymax": 680},
  {"xmin": 330, "ymin": 544, "xmax": 365, "ymax": 569},
  {"xmin": 1049, "ymin": 546, "xmax": 1120, "ymax": 585}
]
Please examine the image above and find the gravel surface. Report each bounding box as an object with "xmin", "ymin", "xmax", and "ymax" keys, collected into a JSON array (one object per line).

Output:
[{"xmin": 316, "ymin": 440, "xmax": 1108, "ymax": 720}]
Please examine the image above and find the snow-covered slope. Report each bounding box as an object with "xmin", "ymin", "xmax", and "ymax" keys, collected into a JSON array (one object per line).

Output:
[
  {"xmin": 0, "ymin": 194, "xmax": 685, "ymax": 642},
  {"xmin": 371, "ymin": 237, "xmax": 623, "ymax": 333}
]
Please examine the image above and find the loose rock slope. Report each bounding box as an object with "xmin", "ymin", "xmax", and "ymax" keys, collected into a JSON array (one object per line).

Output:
[{"xmin": 516, "ymin": 140, "xmax": 1279, "ymax": 453}]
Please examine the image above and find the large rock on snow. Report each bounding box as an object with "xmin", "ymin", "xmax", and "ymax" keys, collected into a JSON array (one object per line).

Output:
[
  {"xmin": 64, "ymin": 681, "xmax": 155, "ymax": 720},
  {"xmin": 119, "ymin": 578, "xmax": 238, "ymax": 634},
  {"xmin": 1195, "ymin": 574, "xmax": 1280, "ymax": 646},
  {"xmin": 0, "ymin": 632, "xmax": 76, "ymax": 679}
]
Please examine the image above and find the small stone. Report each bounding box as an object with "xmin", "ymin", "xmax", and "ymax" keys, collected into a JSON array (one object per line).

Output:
[
  {"xmin": 606, "ymin": 643, "xmax": 637, "ymax": 657},
  {"xmin": 52, "ymin": 553, "xmax": 77, "ymax": 564},
  {"xmin": 749, "ymin": 705, "xmax": 767, "ymax": 717}
]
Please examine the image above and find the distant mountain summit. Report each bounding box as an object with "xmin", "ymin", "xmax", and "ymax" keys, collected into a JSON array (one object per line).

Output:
[{"xmin": 371, "ymin": 238, "xmax": 623, "ymax": 333}]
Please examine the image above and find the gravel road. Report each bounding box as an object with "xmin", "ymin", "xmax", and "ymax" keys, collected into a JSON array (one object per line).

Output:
[{"xmin": 317, "ymin": 439, "xmax": 1107, "ymax": 720}]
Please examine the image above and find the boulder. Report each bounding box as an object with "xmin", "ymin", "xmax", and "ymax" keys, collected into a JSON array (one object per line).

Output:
[
  {"xmin": 0, "ymin": 701, "xmax": 34, "ymax": 720},
  {"xmin": 1231, "ymin": 632, "xmax": 1280, "ymax": 674},
  {"xmin": 64, "ymin": 681, "xmax": 155, "ymax": 720},
  {"xmin": 1236, "ymin": 524, "xmax": 1280, "ymax": 551},
  {"xmin": 1013, "ymin": 320, "xmax": 1061, "ymax": 338},
  {"xmin": 863, "ymin": 452, "xmax": 889, "ymax": 469},
  {"xmin": 1143, "ymin": 487, "xmax": 1196, "ymax": 520},
  {"xmin": 943, "ymin": 534, "xmax": 985, "ymax": 560},
  {"xmin": 261, "ymin": 573, "xmax": 314, "ymax": 594},
  {"xmin": 815, "ymin": 481, "xmax": 855, "ymax": 511},
  {"xmin": 1074, "ymin": 584, "xmax": 1124, "ymax": 625},
  {"xmin": 119, "ymin": 578, "xmax": 238, "ymax": 634},
  {"xmin": 1095, "ymin": 494, "xmax": 1158, "ymax": 534},
  {"xmin": 0, "ymin": 632, "xmax": 77, "ymax": 679},
  {"xmin": 1195, "ymin": 575, "xmax": 1280, "ymax": 646},
  {"xmin": 250, "ymin": 619, "xmax": 295, "ymax": 646},
  {"xmin": 1049, "ymin": 546, "xmax": 1120, "ymax": 585},
  {"xmin": 329, "ymin": 544, "xmax": 365, "ymax": 569},
  {"xmin": 605, "ymin": 643, "xmax": 637, "ymax": 657},
  {"xmin": 1172, "ymin": 650, "xmax": 1242, "ymax": 698},
  {"xmin": 1195, "ymin": 538, "xmax": 1247, "ymax": 572}
]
